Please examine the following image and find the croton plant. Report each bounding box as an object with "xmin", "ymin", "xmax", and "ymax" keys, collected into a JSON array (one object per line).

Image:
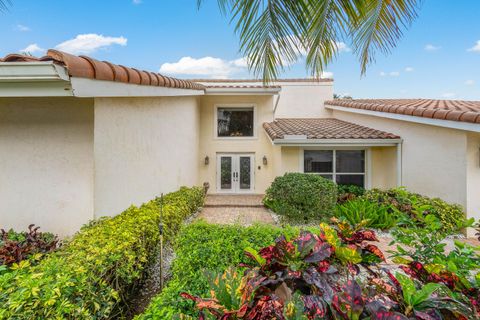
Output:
[{"xmin": 181, "ymin": 219, "xmax": 479, "ymax": 319}]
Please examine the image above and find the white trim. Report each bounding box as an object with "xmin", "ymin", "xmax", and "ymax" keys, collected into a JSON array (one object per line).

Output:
[
  {"xmin": 70, "ymin": 77, "xmax": 205, "ymax": 97},
  {"xmin": 214, "ymin": 103, "xmax": 258, "ymax": 140},
  {"xmin": 325, "ymin": 104, "xmax": 480, "ymax": 133},
  {"xmin": 205, "ymin": 87, "xmax": 280, "ymax": 95},
  {"xmin": 0, "ymin": 81, "xmax": 73, "ymax": 97},
  {"xmin": 366, "ymin": 148, "xmax": 372, "ymax": 189},
  {"xmin": 300, "ymin": 148, "xmax": 368, "ymax": 188},
  {"xmin": 0, "ymin": 62, "xmax": 70, "ymax": 82},
  {"xmin": 272, "ymin": 138, "xmax": 402, "ymax": 147},
  {"xmin": 396, "ymin": 143, "xmax": 403, "ymax": 187}
]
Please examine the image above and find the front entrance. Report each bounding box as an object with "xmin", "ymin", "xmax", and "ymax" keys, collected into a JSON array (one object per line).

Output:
[{"xmin": 216, "ymin": 154, "xmax": 254, "ymax": 193}]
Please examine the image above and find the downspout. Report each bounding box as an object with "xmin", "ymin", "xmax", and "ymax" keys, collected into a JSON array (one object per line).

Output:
[
  {"xmin": 396, "ymin": 142, "xmax": 403, "ymax": 187},
  {"xmin": 273, "ymin": 94, "xmax": 281, "ymax": 119}
]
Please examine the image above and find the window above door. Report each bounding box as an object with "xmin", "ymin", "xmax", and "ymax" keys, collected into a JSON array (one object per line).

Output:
[{"xmin": 215, "ymin": 105, "xmax": 256, "ymax": 138}]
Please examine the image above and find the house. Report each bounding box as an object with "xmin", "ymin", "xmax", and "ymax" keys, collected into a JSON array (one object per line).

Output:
[{"xmin": 0, "ymin": 50, "xmax": 479, "ymax": 236}]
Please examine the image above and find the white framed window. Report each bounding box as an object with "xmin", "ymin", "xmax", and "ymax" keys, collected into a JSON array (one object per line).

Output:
[
  {"xmin": 214, "ymin": 104, "xmax": 257, "ymax": 139},
  {"xmin": 300, "ymin": 148, "xmax": 369, "ymax": 188}
]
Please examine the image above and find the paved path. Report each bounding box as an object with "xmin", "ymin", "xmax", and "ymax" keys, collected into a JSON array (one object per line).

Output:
[{"xmin": 198, "ymin": 194, "xmax": 275, "ymax": 225}]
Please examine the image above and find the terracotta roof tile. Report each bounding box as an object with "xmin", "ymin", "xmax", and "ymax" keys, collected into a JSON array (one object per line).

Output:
[
  {"xmin": 0, "ymin": 49, "xmax": 205, "ymax": 90},
  {"xmin": 325, "ymin": 99, "xmax": 480, "ymax": 125},
  {"xmin": 192, "ymin": 78, "xmax": 333, "ymax": 83},
  {"xmin": 263, "ymin": 118, "xmax": 400, "ymax": 140}
]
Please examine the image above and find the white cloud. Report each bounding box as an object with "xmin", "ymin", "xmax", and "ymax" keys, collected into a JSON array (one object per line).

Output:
[
  {"xmin": 159, "ymin": 56, "xmax": 248, "ymax": 77},
  {"xmin": 334, "ymin": 41, "xmax": 351, "ymax": 53},
  {"xmin": 55, "ymin": 34, "xmax": 127, "ymax": 55},
  {"xmin": 16, "ymin": 24, "xmax": 30, "ymax": 32},
  {"xmin": 441, "ymin": 92, "xmax": 456, "ymax": 98},
  {"xmin": 465, "ymin": 79, "xmax": 475, "ymax": 86},
  {"xmin": 405, "ymin": 67, "xmax": 414, "ymax": 72},
  {"xmin": 380, "ymin": 71, "xmax": 400, "ymax": 77},
  {"xmin": 321, "ymin": 71, "xmax": 333, "ymax": 79},
  {"xmin": 424, "ymin": 44, "xmax": 441, "ymax": 51},
  {"xmin": 20, "ymin": 43, "xmax": 45, "ymax": 55},
  {"xmin": 467, "ymin": 40, "xmax": 480, "ymax": 52}
]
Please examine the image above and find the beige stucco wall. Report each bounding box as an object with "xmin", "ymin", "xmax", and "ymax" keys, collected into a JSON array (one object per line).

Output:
[
  {"xmin": 274, "ymin": 82, "xmax": 334, "ymax": 118},
  {"xmin": 332, "ymin": 110, "xmax": 469, "ymax": 212},
  {"xmin": 0, "ymin": 97, "xmax": 94, "ymax": 236},
  {"xmin": 370, "ymin": 147, "xmax": 397, "ymax": 189},
  {"xmin": 94, "ymin": 96, "xmax": 200, "ymax": 217},
  {"xmin": 466, "ymin": 132, "xmax": 480, "ymax": 235},
  {"xmin": 198, "ymin": 95, "xmax": 276, "ymax": 194}
]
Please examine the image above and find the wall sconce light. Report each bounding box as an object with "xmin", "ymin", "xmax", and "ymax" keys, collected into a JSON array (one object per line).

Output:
[
  {"xmin": 263, "ymin": 156, "xmax": 268, "ymax": 165},
  {"xmin": 204, "ymin": 156, "xmax": 209, "ymax": 165}
]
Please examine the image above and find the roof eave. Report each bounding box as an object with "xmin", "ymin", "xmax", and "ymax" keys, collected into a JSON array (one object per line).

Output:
[
  {"xmin": 325, "ymin": 104, "xmax": 480, "ymax": 133},
  {"xmin": 0, "ymin": 62, "xmax": 70, "ymax": 82},
  {"xmin": 204, "ymin": 87, "xmax": 281, "ymax": 95},
  {"xmin": 271, "ymin": 138, "xmax": 403, "ymax": 147}
]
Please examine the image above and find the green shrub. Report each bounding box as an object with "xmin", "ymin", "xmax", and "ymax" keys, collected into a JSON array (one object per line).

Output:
[
  {"xmin": 137, "ymin": 222, "xmax": 300, "ymax": 319},
  {"xmin": 263, "ymin": 173, "xmax": 337, "ymax": 222},
  {"xmin": 337, "ymin": 184, "xmax": 366, "ymax": 204},
  {"xmin": 0, "ymin": 186, "xmax": 204, "ymax": 320},
  {"xmin": 362, "ymin": 187, "xmax": 465, "ymax": 233},
  {"xmin": 335, "ymin": 198, "xmax": 400, "ymax": 230}
]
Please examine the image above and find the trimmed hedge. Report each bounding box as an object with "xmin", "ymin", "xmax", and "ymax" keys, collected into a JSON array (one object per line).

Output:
[
  {"xmin": 137, "ymin": 222, "xmax": 302, "ymax": 319},
  {"xmin": 0, "ymin": 186, "xmax": 204, "ymax": 319},
  {"xmin": 263, "ymin": 172, "xmax": 337, "ymax": 222}
]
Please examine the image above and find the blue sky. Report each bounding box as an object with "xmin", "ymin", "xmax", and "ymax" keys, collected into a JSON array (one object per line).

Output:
[{"xmin": 1, "ymin": 0, "xmax": 480, "ymax": 100}]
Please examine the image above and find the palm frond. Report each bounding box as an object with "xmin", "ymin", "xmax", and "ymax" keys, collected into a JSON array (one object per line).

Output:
[
  {"xmin": 200, "ymin": 0, "xmax": 422, "ymax": 81},
  {"xmin": 0, "ymin": 0, "xmax": 11, "ymax": 12}
]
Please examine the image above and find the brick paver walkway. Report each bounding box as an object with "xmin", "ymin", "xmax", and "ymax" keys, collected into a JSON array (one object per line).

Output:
[{"xmin": 198, "ymin": 194, "xmax": 275, "ymax": 225}]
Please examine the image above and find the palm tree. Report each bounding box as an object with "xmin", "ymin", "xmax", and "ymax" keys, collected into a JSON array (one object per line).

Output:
[
  {"xmin": 0, "ymin": 0, "xmax": 10, "ymax": 12},
  {"xmin": 198, "ymin": 0, "xmax": 422, "ymax": 82}
]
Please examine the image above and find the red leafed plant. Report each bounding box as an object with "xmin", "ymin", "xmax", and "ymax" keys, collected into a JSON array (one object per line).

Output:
[
  {"xmin": 180, "ymin": 220, "xmax": 478, "ymax": 319},
  {"xmin": 0, "ymin": 224, "xmax": 58, "ymax": 267}
]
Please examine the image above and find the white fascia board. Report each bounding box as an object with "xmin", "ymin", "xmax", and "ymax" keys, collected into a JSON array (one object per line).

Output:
[
  {"xmin": 273, "ymin": 138, "xmax": 402, "ymax": 147},
  {"xmin": 0, "ymin": 62, "xmax": 70, "ymax": 81},
  {"xmin": 205, "ymin": 87, "xmax": 281, "ymax": 95},
  {"xmin": 71, "ymin": 77, "xmax": 205, "ymax": 97},
  {"xmin": 326, "ymin": 104, "xmax": 480, "ymax": 133},
  {"xmin": 0, "ymin": 81, "xmax": 74, "ymax": 97}
]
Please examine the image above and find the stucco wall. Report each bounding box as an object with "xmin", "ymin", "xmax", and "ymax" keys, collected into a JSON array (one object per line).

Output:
[
  {"xmin": 274, "ymin": 82, "xmax": 334, "ymax": 118},
  {"xmin": 466, "ymin": 132, "xmax": 480, "ymax": 235},
  {"xmin": 198, "ymin": 95, "xmax": 276, "ymax": 194},
  {"xmin": 0, "ymin": 97, "xmax": 94, "ymax": 236},
  {"xmin": 370, "ymin": 147, "xmax": 397, "ymax": 189},
  {"xmin": 94, "ymin": 96, "xmax": 200, "ymax": 217},
  {"xmin": 332, "ymin": 110, "xmax": 468, "ymax": 210}
]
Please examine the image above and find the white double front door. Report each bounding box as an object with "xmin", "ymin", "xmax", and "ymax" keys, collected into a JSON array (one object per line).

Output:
[{"xmin": 216, "ymin": 154, "xmax": 254, "ymax": 193}]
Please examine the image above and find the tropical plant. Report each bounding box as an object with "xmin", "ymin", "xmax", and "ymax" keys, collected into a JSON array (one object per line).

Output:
[
  {"xmin": 335, "ymin": 198, "xmax": 400, "ymax": 230},
  {"xmin": 390, "ymin": 214, "xmax": 479, "ymax": 278},
  {"xmin": 263, "ymin": 172, "xmax": 337, "ymax": 223},
  {"xmin": 0, "ymin": 224, "xmax": 58, "ymax": 267},
  {"xmin": 337, "ymin": 184, "xmax": 365, "ymax": 204},
  {"xmin": 180, "ymin": 221, "xmax": 476, "ymax": 319},
  {"xmin": 362, "ymin": 187, "xmax": 465, "ymax": 233},
  {"xmin": 198, "ymin": 0, "xmax": 422, "ymax": 81}
]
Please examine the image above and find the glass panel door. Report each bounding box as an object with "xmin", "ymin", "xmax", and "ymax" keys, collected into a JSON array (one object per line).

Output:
[
  {"xmin": 219, "ymin": 155, "xmax": 234, "ymax": 192},
  {"xmin": 238, "ymin": 156, "xmax": 252, "ymax": 190},
  {"xmin": 217, "ymin": 154, "xmax": 254, "ymax": 193}
]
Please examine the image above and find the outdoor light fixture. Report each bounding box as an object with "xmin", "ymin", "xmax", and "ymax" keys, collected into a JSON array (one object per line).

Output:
[
  {"xmin": 204, "ymin": 156, "xmax": 209, "ymax": 165},
  {"xmin": 263, "ymin": 156, "xmax": 268, "ymax": 165}
]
